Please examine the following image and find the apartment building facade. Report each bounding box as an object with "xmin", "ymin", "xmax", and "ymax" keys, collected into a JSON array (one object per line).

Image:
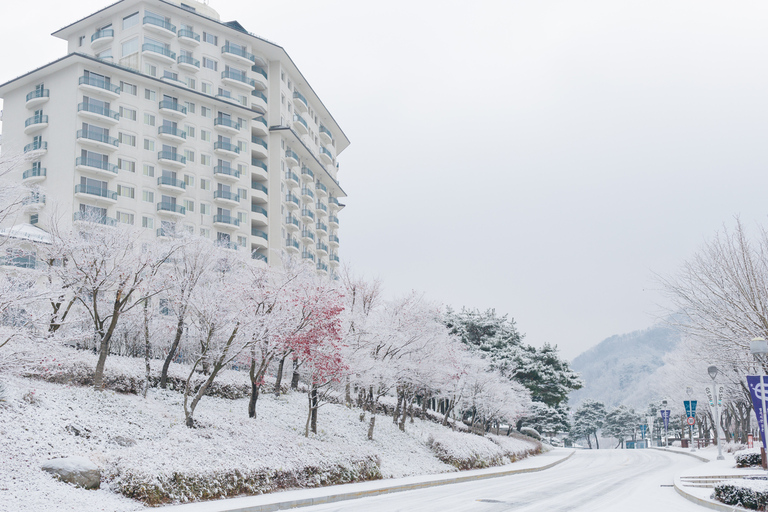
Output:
[{"xmin": 0, "ymin": 0, "xmax": 347, "ymax": 274}]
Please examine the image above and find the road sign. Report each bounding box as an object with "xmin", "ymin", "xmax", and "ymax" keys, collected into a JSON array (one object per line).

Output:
[
  {"xmin": 639, "ymin": 424, "xmax": 647, "ymax": 438},
  {"xmin": 684, "ymin": 400, "xmax": 697, "ymax": 418},
  {"xmin": 686, "ymin": 417, "xmax": 695, "ymax": 426}
]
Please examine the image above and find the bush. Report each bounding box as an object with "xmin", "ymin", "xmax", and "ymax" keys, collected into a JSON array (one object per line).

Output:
[
  {"xmin": 714, "ymin": 480, "xmax": 768, "ymax": 510},
  {"xmin": 735, "ymin": 450, "xmax": 763, "ymax": 468},
  {"xmin": 520, "ymin": 427, "xmax": 541, "ymax": 440}
]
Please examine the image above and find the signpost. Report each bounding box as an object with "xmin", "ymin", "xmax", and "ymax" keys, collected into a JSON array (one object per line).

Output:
[
  {"xmin": 684, "ymin": 399, "xmax": 697, "ymax": 451},
  {"xmin": 639, "ymin": 424, "xmax": 647, "ymax": 448},
  {"xmin": 660, "ymin": 410, "xmax": 671, "ymax": 447}
]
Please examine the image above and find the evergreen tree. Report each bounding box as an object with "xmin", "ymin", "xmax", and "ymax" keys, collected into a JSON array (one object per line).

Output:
[
  {"xmin": 571, "ymin": 399, "xmax": 607, "ymax": 449},
  {"xmin": 602, "ymin": 405, "xmax": 641, "ymax": 448}
]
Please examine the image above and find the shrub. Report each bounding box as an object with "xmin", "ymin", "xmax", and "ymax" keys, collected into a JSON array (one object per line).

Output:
[
  {"xmin": 735, "ymin": 450, "xmax": 763, "ymax": 468},
  {"xmin": 713, "ymin": 480, "xmax": 768, "ymax": 510},
  {"xmin": 520, "ymin": 427, "xmax": 541, "ymax": 440}
]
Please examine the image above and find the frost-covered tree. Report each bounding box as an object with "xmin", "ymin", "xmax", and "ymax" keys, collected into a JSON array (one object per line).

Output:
[
  {"xmin": 445, "ymin": 307, "xmax": 523, "ymax": 376},
  {"xmin": 512, "ymin": 343, "xmax": 582, "ymax": 409},
  {"xmin": 602, "ymin": 405, "xmax": 641, "ymax": 448},
  {"xmin": 518, "ymin": 402, "xmax": 568, "ymax": 436},
  {"xmin": 571, "ymin": 399, "xmax": 607, "ymax": 449}
]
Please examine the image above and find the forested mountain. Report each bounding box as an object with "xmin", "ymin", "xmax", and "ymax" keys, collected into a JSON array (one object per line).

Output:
[{"xmin": 569, "ymin": 324, "xmax": 680, "ymax": 409}]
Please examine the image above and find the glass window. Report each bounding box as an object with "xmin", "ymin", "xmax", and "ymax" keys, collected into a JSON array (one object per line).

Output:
[
  {"xmin": 145, "ymin": 89, "xmax": 156, "ymax": 101},
  {"xmin": 185, "ymin": 125, "xmax": 195, "ymax": 138},
  {"xmin": 144, "ymin": 63, "xmax": 157, "ymax": 77},
  {"xmin": 184, "ymin": 101, "xmax": 196, "ymax": 114},
  {"xmin": 142, "ymin": 190, "xmax": 154, "ymax": 202},
  {"xmin": 119, "ymin": 106, "xmax": 137, "ymax": 121},
  {"xmin": 200, "ymin": 178, "xmax": 210, "ymax": 191},
  {"xmin": 184, "ymin": 174, "xmax": 194, "ymax": 187},
  {"xmin": 184, "ymin": 150, "xmax": 195, "ymax": 163},
  {"xmin": 142, "ymin": 216, "xmax": 154, "ymax": 229},
  {"xmin": 201, "ymin": 106, "xmax": 211, "ymax": 118},
  {"xmin": 144, "ymin": 139, "xmax": 155, "ymax": 151},
  {"xmin": 117, "ymin": 158, "xmax": 135, "ymax": 173},
  {"xmin": 123, "ymin": 12, "xmax": 139, "ymax": 29},
  {"xmin": 201, "ymin": 154, "xmax": 211, "ymax": 165},
  {"xmin": 200, "ymin": 203, "xmax": 210, "ymax": 215},
  {"xmin": 183, "ymin": 199, "xmax": 195, "ymax": 213},
  {"xmin": 144, "ymin": 113, "xmax": 155, "ymax": 126},
  {"xmin": 120, "ymin": 81, "xmax": 137, "ymax": 95},
  {"xmin": 117, "ymin": 184, "xmax": 135, "ymax": 198},
  {"xmin": 116, "ymin": 211, "xmax": 134, "ymax": 225},
  {"xmin": 200, "ymin": 130, "xmax": 211, "ymax": 142},
  {"xmin": 119, "ymin": 133, "xmax": 136, "ymax": 146},
  {"xmin": 203, "ymin": 57, "xmax": 217, "ymax": 71},
  {"xmin": 203, "ymin": 32, "xmax": 218, "ymax": 45},
  {"xmin": 122, "ymin": 37, "xmax": 139, "ymax": 57},
  {"xmin": 143, "ymin": 164, "xmax": 155, "ymax": 177}
]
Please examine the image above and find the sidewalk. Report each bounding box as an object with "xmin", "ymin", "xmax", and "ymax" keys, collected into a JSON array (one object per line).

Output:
[
  {"xmin": 655, "ymin": 446, "xmax": 766, "ymax": 511},
  {"xmin": 163, "ymin": 448, "xmax": 575, "ymax": 512}
]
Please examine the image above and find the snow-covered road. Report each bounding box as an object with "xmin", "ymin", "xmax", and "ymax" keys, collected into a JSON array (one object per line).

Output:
[{"xmin": 297, "ymin": 449, "xmax": 708, "ymax": 512}]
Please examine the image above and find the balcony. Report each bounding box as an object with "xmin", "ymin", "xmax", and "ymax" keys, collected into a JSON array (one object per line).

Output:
[
  {"xmin": 75, "ymin": 184, "xmax": 117, "ymax": 204},
  {"xmin": 319, "ymin": 124, "xmax": 333, "ymax": 145},
  {"xmin": 251, "ymin": 158, "xmax": 268, "ymax": 180},
  {"xmin": 300, "ymin": 209, "xmax": 315, "ymax": 222},
  {"xmin": 25, "ymin": 88, "xmax": 49, "ymax": 108},
  {"xmin": 285, "ymin": 193, "xmax": 299, "ymax": 210},
  {"xmin": 301, "ymin": 230, "xmax": 315, "ymax": 243},
  {"xmin": 251, "ymin": 229, "xmax": 268, "ymax": 248},
  {"xmin": 315, "ymin": 182, "xmax": 328, "ymax": 197},
  {"xmin": 251, "ymin": 90, "xmax": 267, "ymax": 113},
  {"xmin": 285, "ymin": 149, "xmax": 299, "ymax": 167},
  {"xmin": 77, "ymin": 129, "xmax": 119, "ymax": 151},
  {"xmin": 213, "ymin": 190, "xmax": 240, "ymax": 207},
  {"xmin": 300, "ymin": 187, "xmax": 314, "ymax": 202},
  {"xmin": 77, "ymin": 102, "xmax": 119, "ymax": 124},
  {"xmin": 316, "ymin": 261, "xmax": 329, "ymax": 273},
  {"xmin": 251, "ymin": 66, "xmax": 268, "ymax": 89},
  {"xmin": 302, "ymin": 251, "xmax": 315, "ymax": 263},
  {"xmin": 157, "ymin": 201, "xmax": 186, "ymax": 218},
  {"xmin": 23, "ymin": 115, "xmax": 48, "ymax": 134},
  {"xmin": 213, "ymin": 166, "xmax": 241, "ymax": 182},
  {"xmin": 285, "ymin": 170, "xmax": 299, "ymax": 188},
  {"xmin": 250, "ymin": 116, "xmax": 268, "ymax": 137},
  {"xmin": 73, "ymin": 211, "xmax": 116, "ymax": 226},
  {"xmin": 178, "ymin": 28, "xmax": 201, "ymax": 45},
  {"xmin": 157, "ymin": 175, "xmax": 186, "ymax": 193},
  {"xmin": 329, "ymin": 234, "xmax": 339, "ymax": 247},
  {"xmin": 22, "ymin": 167, "xmax": 46, "ymax": 184},
  {"xmin": 300, "ymin": 167, "xmax": 314, "ymax": 181},
  {"xmin": 251, "ymin": 204, "xmax": 268, "ymax": 225},
  {"xmin": 23, "ymin": 140, "xmax": 47, "ymax": 156},
  {"xmin": 251, "ymin": 181, "xmax": 268, "ymax": 202},
  {"xmin": 320, "ymin": 146, "xmax": 334, "ymax": 165},
  {"xmin": 158, "ymin": 100, "xmax": 187, "ymax": 118},
  {"xmin": 142, "ymin": 42, "xmax": 176, "ymax": 65},
  {"xmin": 316, "ymin": 242, "xmax": 328, "ymax": 255},
  {"xmin": 252, "ymin": 252, "xmax": 267, "ymax": 263},
  {"xmin": 91, "ymin": 28, "xmax": 114, "ymax": 47},
  {"xmin": 251, "ymin": 136, "xmax": 268, "ymax": 159},
  {"xmin": 221, "ymin": 69, "xmax": 256, "ymax": 90},
  {"xmin": 217, "ymin": 241, "xmax": 240, "ymax": 251},
  {"xmin": 78, "ymin": 75, "xmax": 120, "ymax": 98},
  {"xmin": 158, "ymin": 125, "xmax": 187, "ymax": 143},
  {"xmin": 156, "ymin": 227, "xmax": 181, "ymax": 238},
  {"xmin": 157, "ymin": 150, "xmax": 186, "ymax": 168},
  {"xmin": 213, "ymin": 214, "xmax": 240, "ymax": 229},
  {"xmin": 215, "ymin": 90, "xmax": 241, "ymax": 105},
  {"xmin": 23, "ymin": 193, "xmax": 46, "ymax": 208},
  {"xmin": 329, "ymin": 215, "xmax": 339, "ymax": 228},
  {"xmin": 293, "ymin": 91, "xmax": 308, "ymax": 113},
  {"xmin": 330, "ymin": 252, "xmax": 340, "ymax": 266},
  {"xmin": 293, "ymin": 114, "xmax": 309, "ymax": 135},
  {"xmin": 177, "ymin": 54, "xmax": 200, "ymax": 72},
  {"xmin": 221, "ymin": 43, "xmax": 257, "ymax": 66},
  {"xmin": 214, "ymin": 117, "xmax": 240, "ymax": 135},
  {"xmin": 143, "ymin": 16, "xmax": 176, "ymax": 37},
  {"xmin": 75, "ymin": 156, "xmax": 118, "ymax": 178},
  {"xmin": 315, "ymin": 222, "xmax": 328, "ymax": 236},
  {"xmin": 285, "ymin": 237, "xmax": 300, "ymax": 253},
  {"xmin": 315, "ymin": 202, "xmax": 328, "ymax": 216},
  {"xmin": 285, "ymin": 215, "xmax": 300, "ymax": 231},
  {"xmin": 214, "ymin": 141, "xmax": 240, "ymax": 157}
]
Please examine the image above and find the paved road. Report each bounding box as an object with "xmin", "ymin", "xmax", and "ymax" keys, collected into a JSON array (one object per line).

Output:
[{"xmin": 297, "ymin": 449, "xmax": 707, "ymax": 512}]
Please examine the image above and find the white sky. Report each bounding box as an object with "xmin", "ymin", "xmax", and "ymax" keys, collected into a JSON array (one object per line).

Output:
[{"xmin": 2, "ymin": 0, "xmax": 767, "ymax": 359}]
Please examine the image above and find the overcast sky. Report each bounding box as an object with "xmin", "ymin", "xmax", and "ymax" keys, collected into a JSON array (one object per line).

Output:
[{"xmin": 2, "ymin": 0, "xmax": 768, "ymax": 359}]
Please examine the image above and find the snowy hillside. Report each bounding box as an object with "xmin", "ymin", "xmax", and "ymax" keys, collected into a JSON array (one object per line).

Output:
[{"xmin": 569, "ymin": 324, "xmax": 680, "ymax": 408}]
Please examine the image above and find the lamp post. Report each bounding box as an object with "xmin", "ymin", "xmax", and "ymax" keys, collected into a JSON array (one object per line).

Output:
[
  {"xmin": 708, "ymin": 365, "xmax": 725, "ymax": 460},
  {"xmin": 686, "ymin": 386, "xmax": 695, "ymax": 451},
  {"xmin": 662, "ymin": 399, "xmax": 668, "ymax": 448},
  {"xmin": 750, "ymin": 337, "xmax": 768, "ymax": 471}
]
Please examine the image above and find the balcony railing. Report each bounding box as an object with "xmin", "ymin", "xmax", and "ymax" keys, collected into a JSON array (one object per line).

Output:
[
  {"xmin": 286, "ymin": 238, "xmax": 300, "ymax": 250},
  {"xmin": 214, "ymin": 141, "xmax": 240, "ymax": 154},
  {"xmin": 251, "ymin": 228, "xmax": 268, "ymax": 239},
  {"xmin": 293, "ymin": 114, "xmax": 308, "ymax": 130},
  {"xmin": 78, "ymin": 75, "xmax": 120, "ymax": 94},
  {"xmin": 91, "ymin": 28, "xmax": 114, "ymax": 42},
  {"xmin": 301, "ymin": 209, "xmax": 315, "ymax": 221},
  {"xmin": 158, "ymin": 125, "xmax": 187, "ymax": 139},
  {"xmin": 251, "ymin": 90, "xmax": 267, "ymax": 102},
  {"xmin": 329, "ymin": 196, "xmax": 340, "ymax": 207},
  {"xmin": 78, "ymin": 102, "xmax": 119, "ymax": 120},
  {"xmin": 301, "ymin": 167, "xmax": 314, "ymax": 179},
  {"xmin": 330, "ymin": 253, "xmax": 340, "ymax": 263},
  {"xmin": 222, "ymin": 43, "xmax": 256, "ymax": 63},
  {"xmin": 158, "ymin": 100, "xmax": 187, "ymax": 115},
  {"xmin": 73, "ymin": 212, "xmax": 116, "ymax": 226},
  {"xmin": 213, "ymin": 214, "xmax": 240, "ymax": 226},
  {"xmin": 252, "ymin": 66, "xmax": 267, "ymax": 79},
  {"xmin": 214, "ymin": 190, "xmax": 239, "ymax": 202},
  {"xmin": 319, "ymin": 125, "xmax": 333, "ymax": 141},
  {"xmin": 214, "ymin": 166, "xmax": 240, "ymax": 179},
  {"xmin": 75, "ymin": 184, "xmax": 117, "ymax": 201},
  {"xmin": 75, "ymin": 156, "xmax": 117, "ymax": 174},
  {"xmin": 316, "ymin": 202, "xmax": 328, "ymax": 213},
  {"xmin": 23, "ymin": 141, "xmax": 47, "ymax": 153},
  {"xmin": 214, "ymin": 117, "xmax": 240, "ymax": 131},
  {"xmin": 301, "ymin": 230, "xmax": 315, "ymax": 242},
  {"xmin": 329, "ymin": 215, "xmax": 340, "ymax": 225},
  {"xmin": 157, "ymin": 201, "xmax": 186, "ymax": 214},
  {"xmin": 251, "ymin": 159, "xmax": 267, "ymax": 171},
  {"xmin": 252, "ymin": 253, "xmax": 267, "ymax": 262},
  {"xmin": 329, "ymin": 235, "xmax": 340, "ymax": 245},
  {"xmin": 286, "ymin": 216, "xmax": 300, "ymax": 228},
  {"xmin": 23, "ymin": 194, "xmax": 45, "ymax": 205},
  {"xmin": 157, "ymin": 175, "xmax": 186, "ymax": 189},
  {"xmin": 77, "ymin": 129, "xmax": 118, "ymax": 147},
  {"xmin": 157, "ymin": 151, "xmax": 186, "ymax": 164},
  {"xmin": 26, "ymin": 89, "xmax": 49, "ymax": 102},
  {"xmin": 316, "ymin": 242, "xmax": 329, "ymax": 253},
  {"xmin": 302, "ymin": 252, "xmax": 315, "ymax": 262},
  {"xmin": 285, "ymin": 171, "xmax": 299, "ymax": 183},
  {"xmin": 251, "ymin": 205, "xmax": 268, "ymax": 216},
  {"xmin": 301, "ymin": 188, "xmax": 315, "ymax": 199},
  {"xmin": 315, "ymin": 182, "xmax": 328, "ymax": 194},
  {"xmin": 251, "ymin": 137, "xmax": 267, "ymax": 149},
  {"xmin": 221, "ymin": 70, "xmax": 255, "ymax": 88},
  {"xmin": 252, "ymin": 182, "xmax": 268, "ymax": 194},
  {"xmin": 320, "ymin": 147, "xmax": 334, "ymax": 160},
  {"xmin": 285, "ymin": 194, "xmax": 299, "ymax": 206},
  {"xmin": 317, "ymin": 262, "xmax": 328, "ymax": 272},
  {"xmin": 178, "ymin": 29, "xmax": 200, "ymax": 42},
  {"xmin": 142, "ymin": 42, "xmax": 176, "ymax": 60},
  {"xmin": 143, "ymin": 16, "xmax": 176, "ymax": 33},
  {"xmin": 24, "ymin": 115, "xmax": 48, "ymax": 127},
  {"xmin": 177, "ymin": 54, "xmax": 200, "ymax": 68},
  {"xmin": 254, "ymin": 116, "xmax": 267, "ymax": 128},
  {"xmin": 22, "ymin": 167, "xmax": 46, "ymax": 180},
  {"xmin": 316, "ymin": 222, "xmax": 327, "ymax": 233}
]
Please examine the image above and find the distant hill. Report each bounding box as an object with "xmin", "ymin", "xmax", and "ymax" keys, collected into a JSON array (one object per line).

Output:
[{"xmin": 568, "ymin": 324, "xmax": 681, "ymax": 409}]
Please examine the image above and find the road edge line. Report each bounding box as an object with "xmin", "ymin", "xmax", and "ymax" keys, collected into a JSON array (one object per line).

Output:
[{"xmin": 651, "ymin": 447, "xmax": 711, "ymax": 463}]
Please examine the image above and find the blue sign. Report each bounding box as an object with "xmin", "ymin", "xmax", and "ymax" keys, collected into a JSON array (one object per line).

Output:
[
  {"xmin": 660, "ymin": 409, "xmax": 671, "ymax": 430},
  {"xmin": 684, "ymin": 400, "xmax": 697, "ymax": 418},
  {"xmin": 639, "ymin": 424, "xmax": 647, "ymax": 439},
  {"xmin": 747, "ymin": 376, "xmax": 768, "ymax": 447}
]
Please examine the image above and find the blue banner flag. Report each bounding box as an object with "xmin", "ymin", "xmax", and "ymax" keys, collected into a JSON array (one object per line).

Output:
[
  {"xmin": 639, "ymin": 424, "xmax": 647, "ymax": 439},
  {"xmin": 684, "ymin": 400, "xmax": 697, "ymax": 418},
  {"xmin": 747, "ymin": 376, "xmax": 768, "ymax": 447},
  {"xmin": 660, "ymin": 410, "xmax": 670, "ymax": 430}
]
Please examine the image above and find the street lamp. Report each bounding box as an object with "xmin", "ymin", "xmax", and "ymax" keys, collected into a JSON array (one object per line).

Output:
[
  {"xmin": 686, "ymin": 387, "xmax": 695, "ymax": 451},
  {"xmin": 708, "ymin": 365, "xmax": 725, "ymax": 460},
  {"xmin": 662, "ymin": 399, "xmax": 668, "ymax": 448},
  {"xmin": 750, "ymin": 337, "xmax": 768, "ymax": 470}
]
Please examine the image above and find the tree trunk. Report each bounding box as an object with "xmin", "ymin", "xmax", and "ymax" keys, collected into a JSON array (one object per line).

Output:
[
  {"xmin": 393, "ymin": 389, "xmax": 403, "ymax": 424},
  {"xmin": 585, "ymin": 434, "xmax": 592, "ymax": 449},
  {"xmin": 442, "ymin": 399, "xmax": 454, "ymax": 426},
  {"xmin": 368, "ymin": 414, "xmax": 376, "ymax": 440},
  {"xmin": 93, "ymin": 308, "xmax": 122, "ymax": 390},
  {"xmin": 291, "ymin": 358, "xmax": 300, "ymax": 389},
  {"xmin": 248, "ymin": 381, "xmax": 260, "ymax": 419},
  {"xmin": 160, "ymin": 314, "xmax": 186, "ymax": 389},
  {"xmin": 310, "ymin": 385, "xmax": 318, "ymax": 434},
  {"xmin": 142, "ymin": 300, "xmax": 150, "ymax": 399},
  {"xmin": 594, "ymin": 432, "xmax": 600, "ymax": 449},
  {"xmin": 274, "ymin": 354, "xmax": 287, "ymax": 396},
  {"xmin": 345, "ymin": 377, "xmax": 352, "ymax": 407}
]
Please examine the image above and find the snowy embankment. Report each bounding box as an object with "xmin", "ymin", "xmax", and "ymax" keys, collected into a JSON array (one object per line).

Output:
[{"xmin": 1, "ymin": 343, "xmax": 542, "ymax": 511}]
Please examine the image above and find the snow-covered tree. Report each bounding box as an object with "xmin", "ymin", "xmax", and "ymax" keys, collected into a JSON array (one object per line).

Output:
[
  {"xmin": 571, "ymin": 399, "xmax": 607, "ymax": 449},
  {"xmin": 602, "ymin": 405, "xmax": 641, "ymax": 448}
]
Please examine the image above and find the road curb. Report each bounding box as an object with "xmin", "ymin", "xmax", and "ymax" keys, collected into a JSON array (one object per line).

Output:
[
  {"xmin": 673, "ymin": 477, "xmax": 750, "ymax": 512},
  {"xmin": 165, "ymin": 450, "xmax": 576, "ymax": 512},
  {"xmin": 651, "ymin": 447, "xmax": 711, "ymax": 463}
]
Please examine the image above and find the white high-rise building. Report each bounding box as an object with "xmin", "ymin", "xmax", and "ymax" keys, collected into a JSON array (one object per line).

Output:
[{"xmin": 0, "ymin": 0, "xmax": 348, "ymax": 274}]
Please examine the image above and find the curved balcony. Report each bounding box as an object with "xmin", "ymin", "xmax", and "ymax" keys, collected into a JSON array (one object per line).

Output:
[
  {"xmin": 157, "ymin": 201, "xmax": 186, "ymax": 218},
  {"xmin": 292, "ymin": 114, "xmax": 308, "ymax": 135},
  {"xmin": 251, "ymin": 229, "xmax": 268, "ymax": 248},
  {"xmin": 23, "ymin": 115, "xmax": 48, "ymax": 134},
  {"xmin": 251, "ymin": 136, "xmax": 268, "ymax": 159},
  {"xmin": 213, "ymin": 166, "xmax": 241, "ymax": 182},
  {"xmin": 77, "ymin": 102, "xmax": 119, "ymax": 124},
  {"xmin": 143, "ymin": 16, "xmax": 176, "ymax": 37},
  {"xmin": 22, "ymin": 167, "xmax": 46, "ymax": 184},
  {"xmin": 26, "ymin": 88, "xmax": 49, "ymax": 108},
  {"xmin": 178, "ymin": 29, "xmax": 200, "ymax": 46},
  {"xmin": 156, "ymin": 227, "xmax": 181, "ymax": 238},
  {"xmin": 301, "ymin": 230, "xmax": 315, "ymax": 243},
  {"xmin": 91, "ymin": 28, "xmax": 114, "ymax": 48},
  {"xmin": 329, "ymin": 234, "xmax": 340, "ymax": 247},
  {"xmin": 215, "ymin": 91, "xmax": 240, "ymax": 106},
  {"xmin": 251, "ymin": 66, "xmax": 268, "ymax": 90},
  {"xmin": 214, "ymin": 117, "xmax": 240, "ymax": 135},
  {"xmin": 301, "ymin": 251, "xmax": 315, "ymax": 263},
  {"xmin": 252, "ymin": 116, "xmax": 268, "ymax": 137},
  {"xmin": 285, "ymin": 149, "xmax": 299, "ymax": 167},
  {"xmin": 329, "ymin": 215, "xmax": 339, "ymax": 228},
  {"xmin": 74, "ymin": 211, "xmax": 116, "ymax": 226},
  {"xmin": 300, "ymin": 187, "xmax": 314, "ymax": 202},
  {"xmin": 315, "ymin": 202, "xmax": 328, "ymax": 216},
  {"xmin": 77, "ymin": 129, "xmax": 119, "ymax": 151},
  {"xmin": 300, "ymin": 167, "xmax": 314, "ymax": 181},
  {"xmin": 213, "ymin": 190, "xmax": 240, "ymax": 207},
  {"xmin": 221, "ymin": 70, "xmax": 256, "ymax": 90},
  {"xmin": 329, "ymin": 196, "xmax": 340, "ymax": 209},
  {"xmin": 157, "ymin": 150, "xmax": 186, "ymax": 168},
  {"xmin": 293, "ymin": 91, "xmax": 308, "ymax": 113},
  {"xmin": 320, "ymin": 146, "xmax": 334, "ymax": 165},
  {"xmin": 315, "ymin": 222, "xmax": 328, "ymax": 236},
  {"xmin": 158, "ymin": 125, "xmax": 187, "ymax": 143},
  {"xmin": 75, "ymin": 184, "xmax": 117, "ymax": 204},
  {"xmin": 330, "ymin": 253, "xmax": 340, "ymax": 266},
  {"xmin": 142, "ymin": 42, "xmax": 176, "ymax": 65},
  {"xmin": 316, "ymin": 242, "xmax": 328, "ymax": 256},
  {"xmin": 315, "ymin": 182, "xmax": 328, "ymax": 197},
  {"xmin": 78, "ymin": 75, "xmax": 120, "ymax": 98},
  {"xmin": 285, "ymin": 215, "xmax": 300, "ymax": 231},
  {"xmin": 317, "ymin": 261, "xmax": 329, "ymax": 274},
  {"xmin": 319, "ymin": 125, "xmax": 333, "ymax": 145},
  {"xmin": 23, "ymin": 140, "xmax": 47, "ymax": 156},
  {"xmin": 75, "ymin": 156, "xmax": 118, "ymax": 178},
  {"xmin": 177, "ymin": 54, "xmax": 200, "ymax": 72},
  {"xmin": 284, "ymin": 170, "xmax": 299, "ymax": 188},
  {"xmin": 222, "ymin": 43, "xmax": 257, "ymax": 66},
  {"xmin": 300, "ymin": 208, "xmax": 315, "ymax": 222},
  {"xmin": 251, "ymin": 90, "xmax": 267, "ymax": 114},
  {"xmin": 251, "ymin": 204, "xmax": 268, "ymax": 225},
  {"xmin": 213, "ymin": 214, "xmax": 240, "ymax": 229},
  {"xmin": 23, "ymin": 194, "xmax": 46, "ymax": 209},
  {"xmin": 214, "ymin": 141, "xmax": 241, "ymax": 158},
  {"xmin": 285, "ymin": 193, "xmax": 299, "ymax": 210},
  {"xmin": 252, "ymin": 252, "xmax": 268, "ymax": 263},
  {"xmin": 285, "ymin": 237, "xmax": 300, "ymax": 253},
  {"xmin": 158, "ymin": 100, "xmax": 187, "ymax": 118},
  {"xmin": 157, "ymin": 175, "xmax": 186, "ymax": 193},
  {"xmin": 251, "ymin": 181, "xmax": 268, "ymax": 203}
]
